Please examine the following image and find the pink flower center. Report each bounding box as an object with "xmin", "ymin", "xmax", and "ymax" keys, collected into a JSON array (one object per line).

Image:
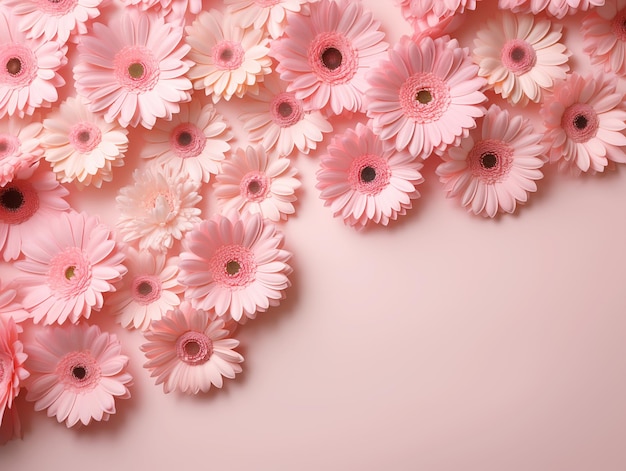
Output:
[
  {"xmin": 349, "ymin": 154, "xmax": 391, "ymax": 196},
  {"xmin": 561, "ymin": 103, "xmax": 599, "ymax": 143},
  {"xmin": 469, "ymin": 139, "xmax": 513, "ymax": 184},
  {"xmin": 0, "ymin": 45, "xmax": 37, "ymax": 88},
  {"xmin": 501, "ymin": 39, "xmax": 536, "ymax": 75},
  {"xmin": 170, "ymin": 123, "xmax": 206, "ymax": 159},
  {"xmin": 48, "ymin": 247, "xmax": 93, "ymax": 299},
  {"xmin": 131, "ymin": 275, "xmax": 162, "ymax": 305},
  {"xmin": 240, "ymin": 171, "xmax": 270, "ymax": 202},
  {"xmin": 212, "ymin": 41, "xmax": 245, "ymax": 70},
  {"xmin": 69, "ymin": 122, "xmax": 102, "ymax": 153},
  {"xmin": 114, "ymin": 46, "xmax": 160, "ymax": 93},
  {"xmin": 0, "ymin": 180, "xmax": 39, "ymax": 225},
  {"xmin": 611, "ymin": 9, "xmax": 626, "ymax": 41},
  {"xmin": 270, "ymin": 92, "xmax": 304, "ymax": 128},
  {"xmin": 176, "ymin": 331, "xmax": 213, "ymax": 365},
  {"xmin": 399, "ymin": 72, "xmax": 451, "ymax": 124},
  {"xmin": 210, "ymin": 244, "xmax": 256, "ymax": 288},
  {"xmin": 308, "ymin": 32, "xmax": 357, "ymax": 84},
  {"xmin": 56, "ymin": 351, "xmax": 101, "ymax": 392},
  {"xmin": 38, "ymin": 0, "xmax": 78, "ymax": 15},
  {"xmin": 0, "ymin": 134, "xmax": 19, "ymax": 160}
]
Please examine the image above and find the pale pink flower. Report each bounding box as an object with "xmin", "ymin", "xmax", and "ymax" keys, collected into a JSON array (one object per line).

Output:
[
  {"xmin": 141, "ymin": 302, "xmax": 243, "ymax": 394},
  {"xmin": 0, "ymin": 116, "xmax": 43, "ymax": 187},
  {"xmin": 0, "ymin": 163, "xmax": 70, "ymax": 262},
  {"xmin": 498, "ymin": 0, "xmax": 604, "ymax": 18},
  {"xmin": 140, "ymin": 100, "xmax": 232, "ymax": 183},
  {"xmin": 396, "ymin": 0, "xmax": 478, "ymax": 33},
  {"xmin": 270, "ymin": 0, "xmax": 388, "ymax": 115},
  {"xmin": 582, "ymin": 0, "xmax": 626, "ymax": 77},
  {"xmin": 108, "ymin": 247, "xmax": 183, "ymax": 331},
  {"xmin": 178, "ymin": 211, "xmax": 292, "ymax": 322},
  {"xmin": 437, "ymin": 104, "xmax": 545, "ymax": 218},
  {"xmin": 366, "ymin": 35, "xmax": 486, "ymax": 159},
  {"xmin": 15, "ymin": 211, "xmax": 127, "ymax": 325},
  {"xmin": 186, "ymin": 9, "xmax": 272, "ymax": 103},
  {"xmin": 0, "ymin": 316, "xmax": 29, "ymax": 430},
  {"xmin": 0, "ymin": 279, "xmax": 27, "ymax": 322},
  {"xmin": 41, "ymin": 96, "xmax": 128, "ymax": 188},
  {"xmin": 0, "ymin": 9, "xmax": 67, "ymax": 118},
  {"xmin": 73, "ymin": 11, "xmax": 192, "ymax": 129},
  {"xmin": 115, "ymin": 165, "xmax": 202, "ymax": 252},
  {"xmin": 24, "ymin": 323, "xmax": 132, "ymax": 427},
  {"xmin": 4, "ymin": 0, "xmax": 103, "ymax": 44},
  {"xmin": 541, "ymin": 72, "xmax": 626, "ymax": 174},
  {"xmin": 119, "ymin": 0, "xmax": 202, "ymax": 16},
  {"xmin": 225, "ymin": 0, "xmax": 311, "ymax": 39},
  {"xmin": 472, "ymin": 11, "xmax": 570, "ymax": 106},
  {"xmin": 316, "ymin": 122, "xmax": 424, "ymax": 229},
  {"xmin": 214, "ymin": 145, "xmax": 301, "ymax": 222},
  {"xmin": 238, "ymin": 73, "xmax": 332, "ymax": 157}
]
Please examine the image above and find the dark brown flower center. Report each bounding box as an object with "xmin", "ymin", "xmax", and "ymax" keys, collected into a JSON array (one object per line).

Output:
[
  {"xmin": 72, "ymin": 365, "xmax": 87, "ymax": 380},
  {"xmin": 321, "ymin": 47, "xmax": 342, "ymax": 70},
  {"xmin": 220, "ymin": 48, "xmax": 233, "ymax": 62},
  {"xmin": 510, "ymin": 46, "xmax": 526, "ymax": 62},
  {"xmin": 128, "ymin": 62, "xmax": 145, "ymax": 79},
  {"xmin": 137, "ymin": 281, "xmax": 153, "ymax": 296},
  {"xmin": 360, "ymin": 166, "xmax": 376, "ymax": 183},
  {"xmin": 226, "ymin": 260, "xmax": 241, "ymax": 275},
  {"xmin": 278, "ymin": 101, "xmax": 293, "ymax": 118},
  {"xmin": 177, "ymin": 131, "xmax": 192, "ymax": 146},
  {"xmin": 65, "ymin": 266, "xmax": 76, "ymax": 280},
  {"xmin": 6, "ymin": 58, "xmax": 21, "ymax": 76},
  {"xmin": 481, "ymin": 152, "xmax": 498, "ymax": 169},
  {"xmin": 415, "ymin": 89, "xmax": 432, "ymax": 104},
  {"xmin": 574, "ymin": 114, "xmax": 588, "ymax": 130},
  {"xmin": 77, "ymin": 130, "xmax": 91, "ymax": 143},
  {"xmin": 0, "ymin": 188, "xmax": 24, "ymax": 211}
]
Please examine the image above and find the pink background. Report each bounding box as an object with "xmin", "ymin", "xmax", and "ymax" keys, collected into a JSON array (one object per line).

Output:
[{"xmin": 2, "ymin": 0, "xmax": 626, "ymax": 469}]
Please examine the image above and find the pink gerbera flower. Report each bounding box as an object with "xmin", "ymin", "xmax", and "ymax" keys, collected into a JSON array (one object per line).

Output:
[
  {"xmin": 178, "ymin": 211, "xmax": 292, "ymax": 322},
  {"xmin": 115, "ymin": 165, "xmax": 202, "ymax": 252},
  {"xmin": 185, "ymin": 9, "xmax": 272, "ymax": 103},
  {"xmin": 15, "ymin": 211, "xmax": 127, "ymax": 325},
  {"xmin": 0, "ymin": 115, "xmax": 43, "ymax": 187},
  {"xmin": 73, "ymin": 11, "xmax": 192, "ymax": 129},
  {"xmin": 24, "ymin": 323, "xmax": 132, "ymax": 427},
  {"xmin": 366, "ymin": 35, "xmax": 486, "ymax": 159},
  {"xmin": 141, "ymin": 302, "xmax": 244, "ymax": 394},
  {"xmin": 0, "ymin": 163, "xmax": 70, "ymax": 262},
  {"xmin": 4, "ymin": 0, "xmax": 103, "ymax": 44},
  {"xmin": 213, "ymin": 145, "xmax": 301, "ymax": 222},
  {"xmin": 0, "ymin": 9, "xmax": 67, "ymax": 118},
  {"xmin": 316, "ymin": 122, "xmax": 424, "ymax": 229},
  {"xmin": 271, "ymin": 0, "xmax": 388, "ymax": 115},
  {"xmin": 498, "ymin": 0, "xmax": 604, "ymax": 18},
  {"xmin": 238, "ymin": 73, "xmax": 333, "ymax": 157},
  {"xmin": 472, "ymin": 11, "xmax": 570, "ymax": 106},
  {"xmin": 108, "ymin": 247, "xmax": 183, "ymax": 331},
  {"xmin": 436, "ymin": 104, "xmax": 545, "ymax": 218},
  {"xmin": 41, "ymin": 96, "xmax": 129, "ymax": 188},
  {"xmin": 582, "ymin": 0, "xmax": 626, "ymax": 76},
  {"xmin": 140, "ymin": 100, "xmax": 232, "ymax": 183},
  {"xmin": 0, "ymin": 316, "xmax": 29, "ymax": 430},
  {"xmin": 541, "ymin": 72, "xmax": 626, "ymax": 174},
  {"xmin": 396, "ymin": 0, "xmax": 478, "ymax": 32},
  {"xmin": 225, "ymin": 0, "xmax": 311, "ymax": 39}
]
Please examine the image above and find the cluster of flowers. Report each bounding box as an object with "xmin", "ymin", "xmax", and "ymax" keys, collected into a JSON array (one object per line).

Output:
[{"xmin": 1, "ymin": 0, "xmax": 626, "ymax": 443}]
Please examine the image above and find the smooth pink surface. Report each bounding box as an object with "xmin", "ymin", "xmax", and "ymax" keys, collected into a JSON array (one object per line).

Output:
[{"xmin": 1, "ymin": 1, "xmax": 626, "ymax": 470}]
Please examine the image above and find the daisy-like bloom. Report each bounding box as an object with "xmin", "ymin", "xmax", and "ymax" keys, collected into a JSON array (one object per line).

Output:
[
  {"xmin": 139, "ymin": 100, "xmax": 232, "ymax": 183},
  {"xmin": 213, "ymin": 145, "xmax": 301, "ymax": 221},
  {"xmin": 270, "ymin": 0, "xmax": 388, "ymax": 115},
  {"xmin": 73, "ymin": 11, "xmax": 192, "ymax": 129},
  {"xmin": 436, "ymin": 104, "xmax": 545, "ymax": 218},
  {"xmin": 582, "ymin": 0, "xmax": 626, "ymax": 76},
  {"xmin": 0, "ymin": 116, "xmax": 43, "ymax": 187},
  {"xmin": 541, "ymin": 72, "xmax": 626, "ymax": 174},
  {"xmin": 14, "ymin": 210, "xmax": 127, "ymax": 325},
  {"xmin": 0, "ymin": 9, "xmax": 67, "ymax": 118},
  {"xmin": 3, "ymin": 0, "xmax": 103, "ymax": 44},
  {"xmin": 498, "ymin": 0, "xmax": 604, "ymax": 18},
  {"xmin": 116, "ymin": 165, "xmax": 202, "ymax": 252},
  {"xmin": 396, "ymin": 0, "xmax": 478, "ymax": 32},
  {"xmin": 185, "ymin": 9, "xmax": 272, "ymax": 103},
  {"xmin": 316, "ymin": 122, "xmax": 424, "ymax": 229},
  {"xmin": 0, "ymin": 163, "xmax": 70, "ymax": 262},
  {"xmin": 225, "ymin": 0, "xmax": 311, "ymax": 39},
  {"xmin": 108, "ymin": 247, "xmax": 183, "ymax": 331},
  {"xmin": 238, "ymin": 73, "xmax": 333, "ymax": 157},
  {"xmin": 141, "ymin": 302, "xmax": 243, "ymax": 394},
  {"xmin": 41, "ymin": 96, "xmax": 129, "ymax": 188},
  {"xmin": 24, "ymin": 323, "xmax": 132, "ymax": 427},
  {"xmin": 472, "ymin": 11, "xmax": 570, "ymax": 106},
  {"xmin": 366, "ymin": 35, "xmax": 486, "ymax": 159},
  {"xmin": 0, "ymin": 316, "xmax": 29, "ymax": 430},
  {"xmin": 178, "ymin": 211, "xmax": 292, "ymax": 322}
]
